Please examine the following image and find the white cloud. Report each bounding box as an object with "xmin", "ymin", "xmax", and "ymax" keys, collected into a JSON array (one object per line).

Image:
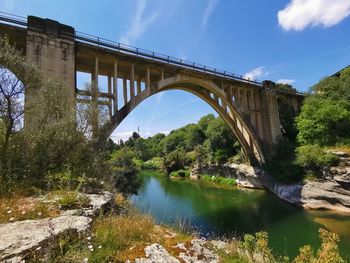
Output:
[
  {"xmin": 243, "ymin": 67, "xmax": 267, "ymax": 80},
  {"xmin": 202, "ymin": 0, "xmax": 220, "ymax": 27},
  {"xmin": 120, "ymin": 0, "xmax": 158, "ymax": 45},
  {"xmin": 277, "ymin": 79, "xmax": 295, "ymax": 85},
  {"xmin": 278, "ymin": 0, "xmax": 350, "ymax": 31}
]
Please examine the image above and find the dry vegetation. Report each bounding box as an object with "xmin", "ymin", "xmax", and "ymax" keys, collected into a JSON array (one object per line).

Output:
[{"xmin": 0, "ymin": 195, "xmax": 60, "ymax": 223}]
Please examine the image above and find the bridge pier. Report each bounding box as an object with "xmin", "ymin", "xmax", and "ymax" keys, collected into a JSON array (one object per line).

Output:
[
  {"xmin": 24, "ymin": 16, "xmax": 75, "ymax": 130},
  {"xmin": 260, "ymin": 81, "xmax": 282, "ymax": 154}
]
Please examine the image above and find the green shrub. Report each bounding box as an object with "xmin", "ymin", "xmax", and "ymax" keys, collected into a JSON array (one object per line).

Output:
[
  {"xmin": 45, "ymin": 170, "xmax": 87, "ymax": 191},
  {"xmin": 140, "ymin": 157, "xmax": 163, "ymax": 170},
  {"xmin": 241, "ymin": 231, "xmax": 277, "ymax": 262},
  {"xmin": 48, "ymin": 190, "xmax": 90, "ymax": 209},
  {"xmin": 109, "ymin": 148, "xmax": 140, "ymax": 196},
  {"xmin": 296, "ymin": 145, "xmax": 339, "ymax": 172},
  {"xmin": 264, "ymin": 138, "xmax": 304, "ymax": 183},
  {"xmin": 162, "ymin": 148, "xmax": 186, "ymax": 174},
  {"xmin": 202, "ymin": 174, "xmax": 236, "ymax": 186},
  {"xmin": 170, "ymin": 169, "xmax": 190, "ymax": 178}
]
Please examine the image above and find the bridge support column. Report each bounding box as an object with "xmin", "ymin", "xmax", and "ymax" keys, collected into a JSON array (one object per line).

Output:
[
  {"xmin": 108, "ymin": 74, "xmax": 112, "ymax": 119},
  {"xmin": 137, "ymin": 78, "xmax": 141, "ymax": 95},
  {"xmin": 113, "ymin": 61, "xmax": 118, "ymax": 113},
  {"xmin": 145, "ymin": 67, "xmax": 151, "ymax": 92},
  {"xmin": 130, "ymin": 64, "xmax": 135, "ymax": 98},
  {"xmin": 260, "ymin": 81, "xmax": 282, "ymax": 155},
  {"xmin": 123, "ymin": 78, "xmax": 127, "ymax": 105},
  {"xmin": 24, "ymin": 16, "xmax": 75, "ymax": 129},
  {"xmin": 90, "ymin": 56, "xmax": 99, "ymax": 136}
]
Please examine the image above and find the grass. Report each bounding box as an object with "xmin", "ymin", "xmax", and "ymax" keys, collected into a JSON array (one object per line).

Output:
[
  {"xmin": 202, "ymin": 174, "xmax": 237, "ymax": 186},
  {"xmin": 207, "ymin": 239, "xmax": 250, "ymax": 263},
  {"xmin": 0, "ymin": 190, "xmax": 91, "ymax": 223},
  {"xmin": 47, "ymin": 190, "xmax": 90, "ymax": 209},
  {"xmin": 0, "ymin": 195, "xmax": 60, "ymax": 223},
  {"xmin": 46, "ymin": 211, "xmax": 194, "ymax": 263}
]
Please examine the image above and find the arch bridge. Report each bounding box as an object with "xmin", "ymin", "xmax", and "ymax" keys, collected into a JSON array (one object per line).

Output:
[{"xmin": 0, "ymin": 14, "xmax": 304, "ymax": 165}]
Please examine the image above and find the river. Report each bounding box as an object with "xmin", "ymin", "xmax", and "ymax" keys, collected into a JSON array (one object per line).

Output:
[{"xmin": 131, "ymin": 170, "xmax": 350, "ymax": 260}]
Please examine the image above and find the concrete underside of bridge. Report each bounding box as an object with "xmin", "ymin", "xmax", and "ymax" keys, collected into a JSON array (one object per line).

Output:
[{"xmin": 0, "ymin": 15, "xmax": 304, "ymax": 165}]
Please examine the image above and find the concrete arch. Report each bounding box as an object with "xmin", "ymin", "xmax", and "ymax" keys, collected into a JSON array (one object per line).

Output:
[{"xmin": 105, "ymin": 74, "xmax": 265, "ymax": 164}]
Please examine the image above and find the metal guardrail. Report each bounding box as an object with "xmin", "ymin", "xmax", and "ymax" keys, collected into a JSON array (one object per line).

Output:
[{"xmin": 0, "ymin": 11, "xmax": 264, "ymax": 86}]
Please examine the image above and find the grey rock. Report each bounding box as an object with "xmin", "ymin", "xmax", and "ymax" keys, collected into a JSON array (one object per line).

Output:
[
  {"xmin": 0, "ymin": 216, "xmax": 91, "ymax": 261},
  {"xmin": 210, "ymin": 240, "xmax": 228, "ymax": 250},
  {"xmin": 0, "ymin": 191, "xmax": 113, "ymax": 261},
  {"xmin": 179, "ymin": 239, "xmax": 219, "ymax": 263},
  {"xmin": 135, "ymin": 243, "xmax": 180, "ymax": 263}
]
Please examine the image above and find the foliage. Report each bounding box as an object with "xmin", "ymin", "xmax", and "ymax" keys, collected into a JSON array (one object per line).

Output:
[
  {"xmin": 0, "ymin": 36, "xmax": 41, "ymax": 185},
  {"xmin": 293, "ymin": 228, "xmax": 345, "ymax": 263},
  {"xmin": 296, "ymin": 67, "xmax": 350, "ymax": 146},
  {"xmin": 45, "ymin": 170, "xmax": 87, "ymax": 191},
  {"xmin": 202, "ymin": 174, "xmax": 237, "ymax": 186},
  {"xmin": 47, "ymin": 190, "xmax": 90, "ymax": 209},
  {"xmin": 296, "ymin": 96, "xmax": 350, "ymax": 146},
  {"xmin": 263, "ymin": 138, "xmax": 304, "ymax": 183},
  {"xmin": 140, "ymin": 157, "xmax": 163, "ymax": 170},
  {"xmin": 204, "ymin": 117, "xmax": 238, "ymax": 164},
  {"xmin": 0, "ymin": 37, "xmax": 140, "ymax": 198},
  {"xmin": 241, "ymin": 231, "xmax": 278, "ymax": 262},
  {"xmin": 133, "ymin": 137, "xmax": 151, "ymax": 161},
  {"xmin": 295, "ymin": 145, "xmax": 339, "ymax": 173},
  {"xmin": 109, "ymin": 148, "xmax": 140, "ymax": 196},
  {"xmin": 116, "ymin": 113, "xmax": 239, "ymax": 171},
  {"xmin": 162, "ymin": 148, "xmax": 186, "ymax": 174},
  {"xmin": 170, "ymin": 169, "xmax": 190, "ymax": 178}
]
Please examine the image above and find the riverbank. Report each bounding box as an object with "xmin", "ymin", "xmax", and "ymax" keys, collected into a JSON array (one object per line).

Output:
[
  {"xmin": 0, "ymin": 188, "xmax": 282, "ymax": 262},
  {"xmin": 188, "ymin": 151, "xmax": 350, "ymax": 214},
  {"xmin": 2, "ymin": 187, "xmax": 345, "ymax": 263}
]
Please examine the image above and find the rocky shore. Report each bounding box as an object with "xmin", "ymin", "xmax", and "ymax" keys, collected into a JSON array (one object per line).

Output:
[
  {"xmin": 0, "ymin": 191, "xmax": 113, "ymax": 263},
  {"xmin": 190, "ymin": 151, "xmax": 350, "ymax": 214}
]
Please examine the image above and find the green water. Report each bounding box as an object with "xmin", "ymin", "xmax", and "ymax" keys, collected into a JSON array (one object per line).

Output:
[{"xmin": 131, "ymin": 171, "xmax": 350, "ymax": 260}]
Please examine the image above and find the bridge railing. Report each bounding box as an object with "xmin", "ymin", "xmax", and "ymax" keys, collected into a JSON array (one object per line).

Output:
[
  {"xmin": 74, "ymin": 31, "xmax": 262, "ymax": 86},
  {"xmin": 0, "ymin": 12, "xmax": 264, "ymax": 86}
]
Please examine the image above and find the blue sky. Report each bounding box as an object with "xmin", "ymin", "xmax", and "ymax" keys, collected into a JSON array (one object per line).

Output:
[{"xmin": 1, "ymin": 0, "xmax": 350, "ymax": 141}]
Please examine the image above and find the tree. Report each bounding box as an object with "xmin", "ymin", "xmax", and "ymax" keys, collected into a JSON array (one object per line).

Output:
[
  {"xmin": 109, "ymin": 148, "xmax": 139, "ymax": 196},
  {"xmin": 0, "ymin": 36, "xmax": 41, "ymax": 182},
  {"xmin": 197, "ymin": 114, "xmax": 215, "ymax": 132},
  {"xmin": 185, "ymin": 124, "xmax": 205, "ymax": 150},
  {"xmin": 296, "ymin": 67, "xmax": 350, "ymax": 146},
  {"xmin": 134, "ymin": 138, "xmax": 151, "ymax": 161},
  {"xmin": 104, "ymin": 138, "xmax": 117, "ymax": 152},
  {"xmin": 204, "ymin": 117, "xmax": 237, "ymax": 164},
  {"xmin": 162, "ymin": 129, "xmax": 187, "ymax": 154},
  {"xmin": 162, "ymin": 148, "xmax": 186, "ymax": 174},
  {"xmin": 296, "ymin": 96, "xmax": 350, "ymax": 146}
]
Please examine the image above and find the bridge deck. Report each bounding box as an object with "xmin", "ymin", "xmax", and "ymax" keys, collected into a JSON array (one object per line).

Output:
[{"xmin": 0, "ymin": 12, "xmax": 262, "ymax": 86}]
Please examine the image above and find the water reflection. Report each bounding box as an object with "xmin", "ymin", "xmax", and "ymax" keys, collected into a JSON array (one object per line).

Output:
[{"xmin": 132, "ymin": 171, "xmax": 350, "ymax": 259}]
